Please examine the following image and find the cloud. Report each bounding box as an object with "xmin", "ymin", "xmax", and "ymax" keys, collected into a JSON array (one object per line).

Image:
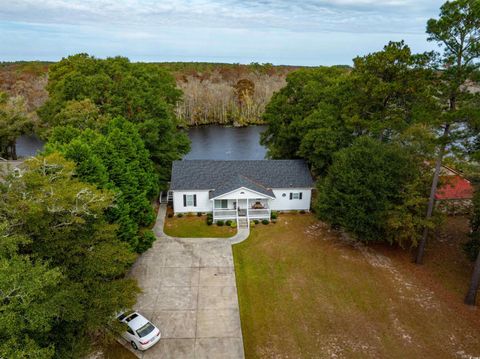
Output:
[
  {"xmin": 0, "ymin": 0, "xmax": 442, "ymax": 32},
  {"xmin": 0, "ymin": 0, "xmax": 444, "ymax": 64}
]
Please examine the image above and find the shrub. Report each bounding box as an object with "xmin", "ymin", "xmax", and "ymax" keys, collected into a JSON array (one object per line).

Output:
[
  {"xmin": 177, "ymin": 213, "xmax": 184, "ymax": 218},
  {"xmin": 207, "ymin": 219, "xmax": 213, "ymax": 226},
  {"xmin": 230, "ymin": 221, "xmax": 237, "ymax": 228},
  {"xmin": 197, "ymin": 212, "xmax": 203, "ymax": 217},
  {"xmin": 225, "ymin": 220, "xmax": 232, "ymax": 226},
  {"xmin": 167, "ymin": 213, "xmax": 173, "ymax": 218},
  {"xmin": 207, "ymin": 213, "xmax": 213, "ymax": 219},
  {"xmin": 299, "ymin": 210, "xmax": 306, "ymax": 214},
  {"xmin": 254, "ymin": 219, "xmax": 260, "ymax": 224},
  {"xmin": 250, "ymin": 221, "xmax": 255, "ymax": 227},
  {"xmin": 271, "ymin": 211, "xmax": 278, "ymax": 220},
  {"xmin": 136, "ymin": 230, "xmax": 156, "ymax": 253},
  {"xmin": 262, "ymin": 219, "xmax": 270, "ymax": 225},
  {"xmin": 217, "ymin": 220, "xmax": 225, "ymax": 226}
]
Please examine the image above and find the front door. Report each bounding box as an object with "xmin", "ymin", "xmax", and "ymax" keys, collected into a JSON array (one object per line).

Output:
[{"xmin": 238, "ymin": 199, "xmax": 247, "ymax": 216}]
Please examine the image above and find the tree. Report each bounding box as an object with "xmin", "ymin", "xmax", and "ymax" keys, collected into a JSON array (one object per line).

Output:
[
  {"xmin": 416, "ymin": 0, "xmax": 480, "ymax": 264},
  {"xmin": 0, "ymin": 223, "xmax": 64, "ymax": 359},
  {"xmin": 46, "ymin": 117, "xmax": 159, "ymax": 253},
  {"xmin": 233, "ymin": 79, "xmax": 255, "ymax": 106},
  {"xmin": 296, "ymin": 102, "xmax": 353, "ymax": 174},
  {"xmin": 261, "ymin": 43, "xmax": 437, "ymax": 177},
  {"xmin": 260, "ymin": 67, "xmax": 348, "ymax": 160},
  {"xmin": 38, "ymin": 54, "xmax": 190, "ymax": 181},
  {"xmin": 317, "ymin": 137, "xmax": 428, "ymax": 244},
  {"xmin": 345, "ymin": 41, "xmax": 438, "ymax": 142},
  {"xmin": 0, "ymin": 153, "xmax": 139, "ymax": 358},
  {"xmin": 45, "ymin": 99, "xmax": 107, "ymax": 135},
  {"xmin": 0, "ymin": 92, "xmax": 33, "ymax": 160},
  {"xmin": 465, "ymin": 188, "xmax": 480, "ymax": 305}
]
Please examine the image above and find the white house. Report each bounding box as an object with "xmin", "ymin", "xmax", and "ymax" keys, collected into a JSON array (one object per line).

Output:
[{"xmin": 169, "ymin": 160, "xmax": 314, "ymax": 227}]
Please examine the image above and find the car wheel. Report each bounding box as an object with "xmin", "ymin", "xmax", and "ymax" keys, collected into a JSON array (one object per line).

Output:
[{"xmin": 131, "ymin": 341, "xmax": 138, "ymax": 350}]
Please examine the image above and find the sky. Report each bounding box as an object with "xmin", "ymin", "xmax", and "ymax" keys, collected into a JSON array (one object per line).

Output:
[{"xmin": 0, "ymin": 0, "xmax": 446, "ymax": 66}]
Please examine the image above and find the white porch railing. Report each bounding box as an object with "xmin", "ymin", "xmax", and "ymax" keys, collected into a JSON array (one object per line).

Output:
[
  {"xmin": 213, "ymin": 209, "xmax": 237, "ymax": 220},
  {"xmin": 248, "ymin": 208, "xmax": 271, "ymax": 219}
]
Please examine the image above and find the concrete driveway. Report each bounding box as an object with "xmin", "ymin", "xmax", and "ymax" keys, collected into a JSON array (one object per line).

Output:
[{"xmin": 129, "ymin": 205, "xmax": 248, "ymax": 359}]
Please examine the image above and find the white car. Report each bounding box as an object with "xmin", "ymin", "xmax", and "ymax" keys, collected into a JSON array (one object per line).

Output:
[{"xmin": 117, "ymin": 311, "xmax": 161, "ymax": 351}]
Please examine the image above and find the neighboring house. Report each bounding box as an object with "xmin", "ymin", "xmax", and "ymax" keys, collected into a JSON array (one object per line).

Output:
[
  {"xmin": 169, "ymin": 160, "xmax": 314, "ymax": 226},
  {"xmin": 435, "ymin": 165, "xmax": 474, "ymax": 214}
]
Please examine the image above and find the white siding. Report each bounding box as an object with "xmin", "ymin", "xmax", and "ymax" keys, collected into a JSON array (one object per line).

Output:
[
  {"xmin": 270, "ymin": 188, "xmax": 312, "ymax": 211},
  {"xmin": 173, "ymin": 190, "xmax": 212, "ymax": 213},
  {"xmin": 172, "ymin": 187, "xmax": 312, "ymax": 213},
  {"xmin": 213, "ymin": 187, "xmax": 272, "ymax": 201}
]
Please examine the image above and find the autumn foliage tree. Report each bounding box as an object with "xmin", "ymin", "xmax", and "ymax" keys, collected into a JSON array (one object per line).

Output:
[{"xmin": 0, "ymin": 92, "xmax": 33, "ymax": 159}]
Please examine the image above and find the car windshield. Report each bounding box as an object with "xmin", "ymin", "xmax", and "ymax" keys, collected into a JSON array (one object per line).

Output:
[{"xmin": 136, "ymin": 322, "xmax": 155, "ymax": 338}]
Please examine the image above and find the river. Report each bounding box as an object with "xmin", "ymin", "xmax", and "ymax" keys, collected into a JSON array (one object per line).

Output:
[
  {"xmin": 15, "ymin": 125, "xmax": 268, "ymax": 160},
  {"xmin": 184, "ymin": 125, "xmax": 267, "ymax": 160}
]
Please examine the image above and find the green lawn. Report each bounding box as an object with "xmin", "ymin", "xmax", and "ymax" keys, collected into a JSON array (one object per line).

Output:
[
  {"xmin": 164, "ymin": 215, "xmax": 236, "ymax": 238},
  {"xmin": 233, "ymin": 213, "xmax": 480, "ymax": 359}
]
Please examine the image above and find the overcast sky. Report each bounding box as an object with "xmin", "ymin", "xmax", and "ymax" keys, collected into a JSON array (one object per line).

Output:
[{"xmin": 0, "ymin": 0, "xmax": 445, "ymax": 65}]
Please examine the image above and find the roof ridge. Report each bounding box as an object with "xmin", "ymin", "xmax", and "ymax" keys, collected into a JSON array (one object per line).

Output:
[{"xmin": 237, "ymin": 174, "xmax": 270, "ymax": 190}]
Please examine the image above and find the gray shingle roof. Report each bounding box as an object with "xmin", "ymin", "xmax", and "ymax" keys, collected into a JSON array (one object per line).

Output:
[{"xmin": 170, "ymin": 160, "xmax": 314, "ymax": 198}]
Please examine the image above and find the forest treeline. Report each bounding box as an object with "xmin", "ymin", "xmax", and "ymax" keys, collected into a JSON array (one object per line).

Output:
[{"xmin": 0, "ymin": 61, "xmax": 305, "ymax": 126}]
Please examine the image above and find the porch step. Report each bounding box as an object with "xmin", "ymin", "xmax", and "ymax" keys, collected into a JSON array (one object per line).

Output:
[
  {"xmin": 237, "ymin": 217, "xmax": 249, "ymax": 228},
  {"xmin": 160, "ymin": 190, "xmax": 173, "ymax": 204}
]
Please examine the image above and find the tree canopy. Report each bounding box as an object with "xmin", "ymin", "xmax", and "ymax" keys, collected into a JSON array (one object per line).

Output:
[
  {"xmin": 261, "ymin": 42, "xmax": 439, "ymax": 177},
  {"xmin": 0, "ymin": 153, "xmax": 138, "ymax": 358},
  {"xmin": 316, "ymin": 137, "xmax": 430, "ymax": 244},
  {"xmin": 46, "ymin": 117, "xmax": 158, "ymax": 253},
  {"xmin": 38, "ymin": 54, "xmax": 190, "ymax": 181},
  {"xmin": 260, "ymin": 66, "xmax": 348, "ymax": 163}
]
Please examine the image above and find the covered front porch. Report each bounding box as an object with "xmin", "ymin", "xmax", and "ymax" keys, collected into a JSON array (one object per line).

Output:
[{"xmin": 212, "ymin": 197, "xmax": 271, "ymax": 222}]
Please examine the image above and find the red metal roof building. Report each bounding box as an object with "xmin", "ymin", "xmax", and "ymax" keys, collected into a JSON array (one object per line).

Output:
[{"xmin": 435, "ymin": 166, "xmax": 474, "ymax": 201}]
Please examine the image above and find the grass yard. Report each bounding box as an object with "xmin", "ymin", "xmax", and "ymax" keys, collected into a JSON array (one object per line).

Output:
[
  {"xmin": 233, "ymin": 213, "xmax": 480, "ymax": 359},
  {"xmin": 164, "ymin": 215, "xmax": 236, "ymax": 238}
]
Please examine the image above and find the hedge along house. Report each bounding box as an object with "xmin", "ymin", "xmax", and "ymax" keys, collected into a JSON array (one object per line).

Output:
[{"xmin": 169, "ymin": 160, "xmax": 314, "ymax": 228}]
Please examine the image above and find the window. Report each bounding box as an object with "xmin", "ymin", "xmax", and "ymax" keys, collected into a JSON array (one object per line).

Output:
[
  {"xmin": 215, "ymin": 199, "xmax": 228, "ymax": 209},
  {"xmin": 183, "ymin": 194, "xmax": 197, "ymax": 207},
  {"xmin": 136, "ymin": 322, "xmax": 155, "ymax": 338},
  {"xmin": 289, "ymin": 192, "xmax": 303, "ymax": 200}
]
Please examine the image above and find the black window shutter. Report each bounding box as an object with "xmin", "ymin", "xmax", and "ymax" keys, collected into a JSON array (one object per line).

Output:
[
  {"xmin": 289, "ymin": 193, "xmax": 293, "ymax": 200},
  {"xmin": 183, "ymin": 194, "xmax": 187, "ymax": 207},
  {"xmin": 299, "ymin": 192, "xmax": 303, "ymax": 200},
  {"xmin": 193, "ymin": 195, "xmax": 197, "ymax": 207}
]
